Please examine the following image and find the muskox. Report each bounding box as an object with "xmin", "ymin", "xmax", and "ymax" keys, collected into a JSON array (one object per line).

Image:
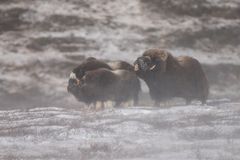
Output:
[
  {"xmin": 67, "ymin": 68, "xmax": 141, "ymax": 108},
  {"xmin": 134, "ymin": 48, "xmax": 209, "ymax": 106}
]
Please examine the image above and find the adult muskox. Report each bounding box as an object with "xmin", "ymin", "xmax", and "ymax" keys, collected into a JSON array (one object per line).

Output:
[
  {"xmin": 134, "ymin": 48, "xmax": 209, "ymax": 106},
  {"xmin": 67, "ymin": 68, "xmax": 141, "ymax": 108}
]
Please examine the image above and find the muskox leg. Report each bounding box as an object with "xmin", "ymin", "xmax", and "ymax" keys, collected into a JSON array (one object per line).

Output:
[
  {"xmin": 86, "ymin": 103, "xmax": 93, "ymax": 111},
  {"xmin": 93, "ymin": 102, "xmax": 96, "ymax": 109},
  {"xmin": 105, "ymin": 100, "xmax": 113, "ymax": 108},
  {"xmin": 100, "ymin": 101, "xmax": 105, "ymax": 109},
  {"xmin": 114, "ymin": 101, "xmax": 121, "ymax": 108},
  {"xmin": 185, "ymin": 98, "xmax": 192, "ymax": 105},
  {"xmin": 154, "ymin": 101, "xmax": 160, "ymax": 107},
  {"xmin": 133, "ymin": 95, "xmax": 139, "ymax": 106},
  {"xmin": 89, "ymin": 102, "xmax": 97, "ymax": 110},
  {"xmin": 201, "ymin": 98, "xmax": 207, "ymax": 105},
  {"xmin": 163, "ymin": 101, "xmax": 170, "ymax": 107}
]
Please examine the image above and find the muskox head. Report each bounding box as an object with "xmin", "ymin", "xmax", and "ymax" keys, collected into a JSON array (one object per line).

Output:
[
  {"xmin": 67, "ymin": 58, "xmax": 98, "ymax": 94},
  {"xmin": 67, "ymin": 74, "xmax": 82, "ymax": 95},
  {"xmin": 134, "ymin": 48, "xmax": 169, "ymax": 74},
  {"xmin": 67, "ymin": 70, "xmax": 97, "ymax": 104}
]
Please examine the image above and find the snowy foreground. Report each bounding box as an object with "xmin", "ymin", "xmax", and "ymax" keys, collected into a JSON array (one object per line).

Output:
[{"xmin": 0, "ymin": 102, "xmax": 240, "ymax": 160}]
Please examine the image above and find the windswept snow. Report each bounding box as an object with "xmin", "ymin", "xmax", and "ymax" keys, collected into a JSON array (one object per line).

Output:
[{"xmin": 0, "ymin": 103, "xmax": 240, "ymax": 160}]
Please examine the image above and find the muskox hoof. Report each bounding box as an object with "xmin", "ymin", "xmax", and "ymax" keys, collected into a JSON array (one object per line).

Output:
[
  {"xmin": 201, "ymin": 99, "xmax": 207, "ymax": 105},
  {"xmin": 153, "ymin": 101, "xmax": 160, "ymax": 107}
]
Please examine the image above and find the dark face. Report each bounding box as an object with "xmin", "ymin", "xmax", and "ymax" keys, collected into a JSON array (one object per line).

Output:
[
  {"xmin": 134, "ymin": 56, "xmax": 159, "ymax": 73},
  {"xmin": 134, "ymin": 56, "xmax": 150, "ymax": 71},
  {"xmin": 72, "ymin": 67, "xmax": 85, "ymax": 79},
  {"xmin": 67, "ymin": 78, "xmax": 79, "ymax": 93},
  {"xmin": 67, "ymin": 72, "xmax": 88, "ymax": 103},
  {"xmin": 67, "ymin": 59, "xmax": 110, "ymax": 94},
  {"xmin": 67, "ymin": 68, "xmax": 84, "ymax": 94}
]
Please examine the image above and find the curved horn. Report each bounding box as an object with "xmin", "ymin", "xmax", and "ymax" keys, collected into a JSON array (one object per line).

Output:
[
  {"xmin": 134, "ymin": 63, "xmax": 139, "ymax": 71},
  {"xmin": 149, "ymin": 64, "xmax": 156, "ymax": 71},
  {"xmin": 70, "ymin": 72, "xmax": 77, "ymax": 79}
]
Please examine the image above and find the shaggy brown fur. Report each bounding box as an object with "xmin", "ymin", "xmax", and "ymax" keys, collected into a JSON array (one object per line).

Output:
[
  {"xmin": 71, "ymin": 57, "xmax": 112, "ymax": 79},
  {"xmin": 107, "ymin": 60, "xmax": 134, "ymax": 71},
  {"xmin": 134, "ymin": 48, "xmax": 209, "ymax": 105},
  {"xmin": 68, "ymin": 68, "xmax": 141, "ymax": 107},
  {"xmin": 71, "ymin": 58, "xmax": 134, "ymax": 80}
]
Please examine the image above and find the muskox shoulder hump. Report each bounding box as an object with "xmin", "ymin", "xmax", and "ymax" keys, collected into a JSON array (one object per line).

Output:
[{"xmin": 111, "ymin": 69, "xmax": 135, "ymax": 79}]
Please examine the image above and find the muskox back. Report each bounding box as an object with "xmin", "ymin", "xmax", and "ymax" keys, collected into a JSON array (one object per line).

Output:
[
  {"xmin": 107, "ymin": 61, "xmax": 134, "ymax": 71},
  {"xmin": 72, "ymin": 58, "xmax": 112, "ymax": 79}
]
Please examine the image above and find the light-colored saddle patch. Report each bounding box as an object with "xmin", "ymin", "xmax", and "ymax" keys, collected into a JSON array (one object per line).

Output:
[{"xmin": 69, "ymin": 72, "xmax": 77, "ymax": 79}]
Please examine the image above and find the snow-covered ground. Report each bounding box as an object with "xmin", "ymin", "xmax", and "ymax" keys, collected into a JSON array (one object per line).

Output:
[{"xmin": 0, "ymin": 102, "xmax": 240, "ymax": 160}]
